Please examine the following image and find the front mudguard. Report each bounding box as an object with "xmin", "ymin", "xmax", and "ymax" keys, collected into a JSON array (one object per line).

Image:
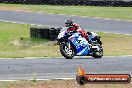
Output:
[{"xmin": 57, "ymin": 37, "xmax": 68, "ymax": 45}]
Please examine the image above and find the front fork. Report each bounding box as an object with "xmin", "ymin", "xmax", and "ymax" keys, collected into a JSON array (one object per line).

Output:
[
  {"xmin": 67, "ymin": 42, "xmax": 72, "ymax": 55},
  {"xmin": 60, "ymin": 41, "xmax": 72, "ymax": 55}
]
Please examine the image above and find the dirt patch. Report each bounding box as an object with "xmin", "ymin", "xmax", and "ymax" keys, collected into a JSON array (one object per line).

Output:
[
  {"xmin": 0, "ymin": 6, "xmax": 30, "ymax": 12},
  {"xmin": 0, "ymin": 80, "xmax": 132, "ymax": 88}
]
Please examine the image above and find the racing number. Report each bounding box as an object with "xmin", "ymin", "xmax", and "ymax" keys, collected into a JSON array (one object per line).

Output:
[{"xmin": 77, "ymin": 40, "xmax": 81, "ymax": 43}]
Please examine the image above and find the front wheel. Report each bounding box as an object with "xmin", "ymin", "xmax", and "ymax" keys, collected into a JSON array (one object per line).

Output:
[{"xmin": 60, "ymin": 43, "xmax": 75, "ymax": 59}]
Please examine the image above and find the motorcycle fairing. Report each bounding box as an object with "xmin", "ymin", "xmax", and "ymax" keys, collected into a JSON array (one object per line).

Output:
[{"xmin": 68, "ymin": 33, "xmax": 90, "ymax": 56}]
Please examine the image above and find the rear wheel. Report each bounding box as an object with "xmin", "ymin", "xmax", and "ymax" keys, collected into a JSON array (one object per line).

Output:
[
  {"xmin": 92, "ymin": 45, "xmax": 103, "ymax": 58},
  {"xmin": 60, "ymin": 43, "xmax": 75, "ymax": 59}
]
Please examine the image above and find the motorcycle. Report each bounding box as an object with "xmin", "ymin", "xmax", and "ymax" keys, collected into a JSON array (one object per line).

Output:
[{"xmin": 57, "ymin": 27, "xmax": 103, "ymax": 59}]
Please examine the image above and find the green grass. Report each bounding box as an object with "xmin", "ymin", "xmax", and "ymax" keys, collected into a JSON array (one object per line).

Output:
[
  {"xmin": 0, "ymin": 22, "xmax": 60, "ymax": 58},
  {"xmin": 0, "ymin": 21, "xmax": 132, "ymax": 58},
  {"xmin": 0, "ymin": 4, "xmax": 132, "ymax": 20},
  {"xmin": 99, "ymin": 32, "xmax": 132, "ymax": 56}
]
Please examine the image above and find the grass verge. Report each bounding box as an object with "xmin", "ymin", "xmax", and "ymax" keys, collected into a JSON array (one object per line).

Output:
[
  {"xmin": 0, "ymin": 4, "xmax": 132, "ymax": 20},
  {"xmin": 0, "ymin": 80, "xmax": 131, "ymax": 88},
  {"xmin": 0, "ymin": 22, "xmax": 60, "ymax": 58},
  {"xmin": 0, "ymin": 21, "xmax": 132, "ymax": 58}
]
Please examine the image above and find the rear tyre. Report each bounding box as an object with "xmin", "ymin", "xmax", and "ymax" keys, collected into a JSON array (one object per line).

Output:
[
  {"xmin": 60, "ymin": 44, "xmax": 75, "ymax": 59},
  {"xmin": 92, "ymin": 45, "xmax": 103, "ymax": 58}
]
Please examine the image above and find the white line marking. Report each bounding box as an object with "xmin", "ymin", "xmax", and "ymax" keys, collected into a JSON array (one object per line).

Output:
[
  {"xmin": 2, "ymin": 10, "xmax": 132, "ymax": 22},
  {"xmin": 93, "ymin": 30, "xmax": 132, "ymax": 36},
  {"xmin": 0, "ymin": 78, "xmax": 75, "ymax": 81},
  {"xmin": 103, "ymin": 55, "xmax": 132, "ymax": 57},
  {"xmin": 0, "ymin": 76, "xmax": 132, "ymax": 81},
  {"xmin": 0, "ymin": 19, "xmax": 43, "ymax": 26},
  {"xmin": 0, "ymin": 80, "xmax": 18, "ymax": 82},
  {"xmin": 0, "ymin": 55, "xmax": 132, "ymax": 60},
  {"xmin": 35, "ymin": 12, "xmax": 132, "ymax": 22},
  {"xmin": 0, "ymin": 19, "xmax": 132, "ymax": 36}
]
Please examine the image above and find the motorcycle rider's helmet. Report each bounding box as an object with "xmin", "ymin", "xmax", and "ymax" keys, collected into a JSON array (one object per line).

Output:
[{"xmin": 65, "ymin": 18, "xmax": 73, "ymax": 27}]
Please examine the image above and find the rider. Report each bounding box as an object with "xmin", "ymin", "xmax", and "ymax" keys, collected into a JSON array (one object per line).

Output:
[{"xmin": 65, "ymin": 18, "xmax": 93, "ymax": 45}]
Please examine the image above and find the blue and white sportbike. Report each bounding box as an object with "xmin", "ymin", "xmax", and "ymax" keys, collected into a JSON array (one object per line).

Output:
[{"xmin": 57, "ymin": 27, "xmax": 103, "ymax": 59}]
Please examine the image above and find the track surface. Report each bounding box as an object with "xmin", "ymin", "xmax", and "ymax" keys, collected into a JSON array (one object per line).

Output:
[
  {"xmin": 0, "ymin": 10, "xmax": 132, "ymax": 34},
  {"xmin": 0, "ymin": 10, "xmax": 132, "ymax": 80},
  {"xmin": 0, "ymin": 56, "xmax": 132, "ymax": 80}
]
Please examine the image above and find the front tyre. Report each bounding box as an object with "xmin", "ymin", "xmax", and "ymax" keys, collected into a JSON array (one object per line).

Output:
[{"xmin": 60, "ymin": 44, "xmax": 75, "ymax": 59}]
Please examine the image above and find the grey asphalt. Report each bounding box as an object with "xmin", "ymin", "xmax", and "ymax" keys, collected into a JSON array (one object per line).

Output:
[
  {"xmin": 0, "ymin": 56, "xmax": 132, "ymax": 80},
  {"xmin": 0, "ymin": 10, "xmax": 132, "ymax": 34},
  {"xmin": 0, "ymin": 10, "xmax": 132, "ymax": 80}
]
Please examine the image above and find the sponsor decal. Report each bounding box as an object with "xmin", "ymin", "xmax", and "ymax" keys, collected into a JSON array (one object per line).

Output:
[{"xmin": 76, "ymin": 66, "xmax": 131, "ymax": 85}]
